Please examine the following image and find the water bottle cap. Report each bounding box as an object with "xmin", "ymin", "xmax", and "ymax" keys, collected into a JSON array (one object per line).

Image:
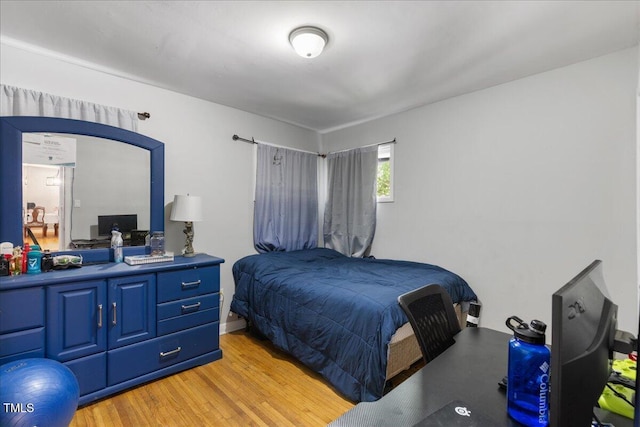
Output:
[
  {"xmin": 506, "ymin": 316, "xmax": 546, "ymax": 344},
  {"xmin": 530, "ymin": 319, "xmax": 547, "ymax": 335}
]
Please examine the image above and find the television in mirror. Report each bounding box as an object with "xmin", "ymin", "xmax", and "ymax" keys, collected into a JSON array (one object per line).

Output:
[{"xmin": 97, "ymin": 214, "xmax": 138, "ymax": 238}]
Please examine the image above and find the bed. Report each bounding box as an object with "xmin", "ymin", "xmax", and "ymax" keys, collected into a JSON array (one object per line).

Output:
[{"xmin": 230, "ymin": 248, "xmax": 477, "ymax": 402}]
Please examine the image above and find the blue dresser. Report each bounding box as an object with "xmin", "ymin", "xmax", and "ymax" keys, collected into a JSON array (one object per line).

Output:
[{"xmin": 0, "ymin": 254, "xmax": 224, "ymax": 406}]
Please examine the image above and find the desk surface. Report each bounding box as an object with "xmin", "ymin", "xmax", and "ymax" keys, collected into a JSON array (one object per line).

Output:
[{"xmin": 330, "ymin": 327, "xmax": 632, "ymax": 427}]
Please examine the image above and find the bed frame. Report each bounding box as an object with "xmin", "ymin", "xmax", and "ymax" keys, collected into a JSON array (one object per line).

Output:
[{"xmin": 386, "ymin": 304, "xmax": 466, "ymax": 379}]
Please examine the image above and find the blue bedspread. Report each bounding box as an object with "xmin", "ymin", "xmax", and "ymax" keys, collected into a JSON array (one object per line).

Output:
[{"xmin": 230, "ymin": 248, "xmax": 477, "ymax": 402}]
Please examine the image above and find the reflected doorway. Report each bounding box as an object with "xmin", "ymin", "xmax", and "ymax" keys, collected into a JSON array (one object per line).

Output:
[{"xmin": 22, "ymin": 164, "xmax": 65, "ymax": 252}]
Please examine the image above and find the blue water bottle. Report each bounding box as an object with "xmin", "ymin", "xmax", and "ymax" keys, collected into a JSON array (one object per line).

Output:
[
  {"xmin": 26, "ymin": 245, "xmax": 42, "ymax": 274},
  {"xmin": 506, "ymin": 316, "xmax": 550, "ymax": 427}
]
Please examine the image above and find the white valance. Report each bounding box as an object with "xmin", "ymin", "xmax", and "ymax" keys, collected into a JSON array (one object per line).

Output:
[{"xmin": 0, "ymin": 84, "xmax": 138, "ymax": 131}]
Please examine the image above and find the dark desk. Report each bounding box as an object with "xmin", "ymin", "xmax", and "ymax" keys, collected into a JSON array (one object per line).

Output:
[
  {"xmin": 70, "ymin": 238, "xmax": 132, "ymax": 249},
  {"xmin": 330, "ymin": 327, "xmax": 632, "ymax": 427}
]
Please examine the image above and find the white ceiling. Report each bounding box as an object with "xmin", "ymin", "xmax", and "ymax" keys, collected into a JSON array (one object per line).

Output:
[{"xmin": 1, "ymin": 1, "xmax": 639, "ymax": 133}]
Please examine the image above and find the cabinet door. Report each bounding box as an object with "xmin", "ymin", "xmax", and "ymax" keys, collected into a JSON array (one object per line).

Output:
[
  {"xmin": 108, "ymin": 274, "xmax": 156, "ymax": 349},
  {"xmin": 0, "ymin": 287, "xmax": 44, "ymax": 334},
  {"xmin": 47, "ymin": 280, "xmax": 107, "ymax": 361}
]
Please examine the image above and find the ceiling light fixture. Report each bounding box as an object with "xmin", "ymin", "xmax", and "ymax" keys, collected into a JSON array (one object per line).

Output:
[{"xmin": 289, "ymin": 26, "xmax": 328, "ymax": 59}]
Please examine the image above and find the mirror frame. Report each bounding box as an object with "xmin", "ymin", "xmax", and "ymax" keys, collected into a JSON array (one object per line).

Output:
[{"xmin": 0, "ymin": 116, "xmax": 164, "ymax": 263}]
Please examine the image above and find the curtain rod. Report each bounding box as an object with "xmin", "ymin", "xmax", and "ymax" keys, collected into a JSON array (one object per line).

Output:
[
  {"xmin": 233, "ymin": 134, "xmax": 396, "ymax": 157},
  {"xmin": 232, "ymin": 134, "xmax": 255, "ymax": 144},
  {"xmin": 326, "ymin": 138, "xmax": 397, "ymax": 156},
  {"xmin": 232, "ymin": 134, "xmax": 324, "ymax": 157}
]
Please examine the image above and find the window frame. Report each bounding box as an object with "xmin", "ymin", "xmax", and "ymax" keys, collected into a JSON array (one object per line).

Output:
[{"xmin": 376, "ymin": 143, "xmax": 394, "ymax": 203}]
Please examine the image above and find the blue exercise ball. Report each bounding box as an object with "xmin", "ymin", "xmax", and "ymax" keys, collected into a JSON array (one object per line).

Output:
[{"xmin": 0, "ymin": 358, "xmax": 79, "ymax": 427}]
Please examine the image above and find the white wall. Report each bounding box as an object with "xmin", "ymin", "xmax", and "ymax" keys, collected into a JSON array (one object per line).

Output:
[
  {"xmin": 322, "ymin": 47, "xmax": 639, "ymax": 336},
  {"xmin": 1, "ymin": 43, "xmax": 319, "ymax": 331},
  {"xmin": 3, "ymin": 42, "xmax": 638, "ymax": 337},
  {"xmin": 71, "ymin": 135, "xmax": 150, "ymax": 239},
  {"xmin": 23, "ymin": 165, "xmax": 60, "ymax": 215}
]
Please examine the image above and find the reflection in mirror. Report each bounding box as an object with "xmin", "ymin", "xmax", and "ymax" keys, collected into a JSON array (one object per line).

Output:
[
  {"xmin": 22, "ymin": 164, "xmax": 64, "ymax": 252},
  {"xmin": 22, "ymin": 133, "xmax": 150, "ymax": 252},
  {"xmin": 1, "ymin": 116, "xmax": 164, "ymax": 264}
]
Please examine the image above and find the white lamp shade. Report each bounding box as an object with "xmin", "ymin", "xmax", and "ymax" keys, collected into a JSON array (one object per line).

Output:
[
  {"xmin": 289, "ymin": 27, "xmax": 328, "ymax": 58},
  {"xmin": 170, "ymin": 195, "xmax": 203, "ymax": 222}
]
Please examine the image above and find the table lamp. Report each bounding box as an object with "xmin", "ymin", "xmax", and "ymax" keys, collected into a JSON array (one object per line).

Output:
[{"xmin": 170, "ymin": 194, "xmax": 203, "ymax": 257}]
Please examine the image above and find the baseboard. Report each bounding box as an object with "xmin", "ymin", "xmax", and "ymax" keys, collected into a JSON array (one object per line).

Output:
[{"xmin": 221, "ymin": 318, "xmax": 246, "ymax": 335}]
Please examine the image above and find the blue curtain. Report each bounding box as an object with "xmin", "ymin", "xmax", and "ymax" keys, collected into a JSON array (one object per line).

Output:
[
  {"xmin": 254, "ymin": 144, "xmax": 318, "ymax": 253},
  {"xmin": 323, "ymin": 146, "xmax": 378, "ymax": 257}
]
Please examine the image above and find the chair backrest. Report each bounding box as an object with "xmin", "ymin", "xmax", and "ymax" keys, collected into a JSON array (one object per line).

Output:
[
  {"xmin": 31, "ymin": 206, "xmax": 45, "ymax": 224},
  {"xmin": 398, "ymin": 284, "xmax": 462, "ymax": 363}
]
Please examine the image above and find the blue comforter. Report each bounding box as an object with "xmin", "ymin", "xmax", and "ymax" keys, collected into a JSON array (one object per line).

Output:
[{"xmin": 230, "ymin": 248, "xmax": 477, "ymax": 402}]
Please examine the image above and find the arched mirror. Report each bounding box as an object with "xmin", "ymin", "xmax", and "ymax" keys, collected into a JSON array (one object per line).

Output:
[{"xmin": 0, "ymin": 116, "xmax": 164, "ymax": 263}]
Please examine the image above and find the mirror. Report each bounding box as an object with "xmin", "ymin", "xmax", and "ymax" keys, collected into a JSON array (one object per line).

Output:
[
  {"xmin": 0, "ymin": 116, "xmax": 165, "ymax": 263},
  {"xmin": 23, "ymin": 134, "xmax": 150, "ymax": 251}
]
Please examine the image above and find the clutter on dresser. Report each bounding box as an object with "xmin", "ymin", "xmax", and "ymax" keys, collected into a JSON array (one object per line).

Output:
[
  {"xmin": 52, "ymin": 255, "xmax": 83, "ymax": 269},
  {"xmin": 124, "ymin": 252, "xmax": 174, "ymax": 266}
]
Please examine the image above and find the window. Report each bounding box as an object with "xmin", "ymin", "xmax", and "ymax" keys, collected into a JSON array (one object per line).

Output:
[{"xmin": 377, "ymin": 143, "xmax": 394, "ymax": 202}]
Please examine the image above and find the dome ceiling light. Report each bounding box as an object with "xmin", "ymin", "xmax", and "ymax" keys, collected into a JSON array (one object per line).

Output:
[{"xmin": 289, "ymin": 26, "xmax": 328, "ymax": 58}]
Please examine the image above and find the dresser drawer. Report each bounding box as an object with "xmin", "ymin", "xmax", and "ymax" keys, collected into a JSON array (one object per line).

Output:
[
  {"xmin": 157, "ymin": 266, "xmax": 219, "ymax": 303},
  {"xmin": 157, "ymin": 293, "xmax": 218, "ymax": 320},
  {"xmin": 157, "ymin": 308, "xmax": 219, "ymax": 336},
  {"xmin": 107, "ymin": 322, "xmax": 219, "ymax": 385},
  {"xmin": 0, "ymin": 327, "xmax": 44, "ymax": 365},
  {"xmin": 65, "ymin": 352, "xmax": 107, "ymax": 396},
  {"xmin": 0, "ymin": 287, "xmax": 44, "ymax": 333},
  {"xmin": 157, "ymin": 293, "xmax": 219, "ymax": 335}
]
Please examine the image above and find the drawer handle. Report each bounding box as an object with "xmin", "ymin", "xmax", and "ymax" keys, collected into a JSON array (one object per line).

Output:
[
  {"xmin": 181, "ymin": 279, "xmax": 201, "ymax": 289},
  {"xmin": 181, "ymin": 302, "xmax": 202, "ymax": 313},
  {"xmin": 160, "ymin": 347, "xmax": 182, "ymax": 358},
  {"xmin": 97, "ymin": 304, "xmax": 103, "ymax": 328},
  {"xmin": 112, "ymin": 302, "xmax": 117, "ymax": 326}
]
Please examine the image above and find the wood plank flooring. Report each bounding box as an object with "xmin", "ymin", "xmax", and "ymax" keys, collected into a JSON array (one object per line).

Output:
[
  {"xmin": 24, "ymin": 228, "xmax": 58, "ymax": 252},
  {"xmin": 69, "ymin": 331, "xmax": 357, "ymax": 426}
]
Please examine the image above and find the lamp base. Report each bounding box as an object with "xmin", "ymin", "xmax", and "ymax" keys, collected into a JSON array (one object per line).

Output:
[{"xmin": 182, "ymin": 221, "xmax": 195, "ymax": 257}]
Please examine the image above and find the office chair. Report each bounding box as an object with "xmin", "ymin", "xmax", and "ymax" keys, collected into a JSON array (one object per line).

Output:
[{"xmin": 398, "ymin": 284, "xmax": 461, "ymax": 363}]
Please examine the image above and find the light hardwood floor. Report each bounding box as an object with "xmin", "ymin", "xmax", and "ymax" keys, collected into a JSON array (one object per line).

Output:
[
  {"xmin": 69, "ymin": 331, "xmax": 356, "ymax": 426},
  {"xmin": 24, "ymin": 228, "xmax": 58, "ymax": 252}
]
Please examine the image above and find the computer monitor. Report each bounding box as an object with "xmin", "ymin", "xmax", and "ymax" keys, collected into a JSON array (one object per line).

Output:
[
  {"xmin": 97, "ymin": 214, "xmax": 137, "ymax": 237},
  {"xmin": 550, "ymin": 260, "xmax": 618, "ymax": 427}
]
